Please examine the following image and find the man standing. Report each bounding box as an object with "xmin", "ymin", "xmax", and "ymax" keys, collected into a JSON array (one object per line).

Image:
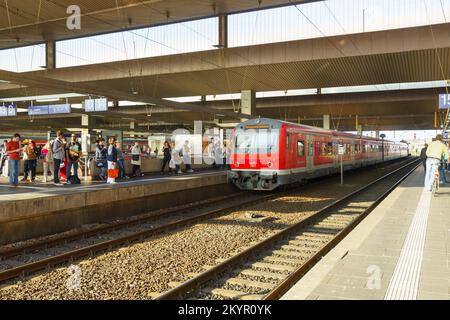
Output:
[
  {"xmin": 52, "ymin": 131, "xmax": 66, "ymax": 186},
  {"xmin": 420, "ymin": 143, "xmax": 428, "ymax": 172},
  {"xmin": 5, "ymin": 134, "xmax": 21, "ymax": 187},
  {"xmin": 66, "ymin": 134, "xmax": 82, "ymax": 185},
  {"xmin": 424, "ymin": 135, "xmax": 448, "ymax": 191}
]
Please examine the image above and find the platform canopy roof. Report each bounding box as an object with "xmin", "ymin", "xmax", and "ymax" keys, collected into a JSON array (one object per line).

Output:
[{"xmin": 0, "ymin": 0, "xmax": 320, "ymax": 49}]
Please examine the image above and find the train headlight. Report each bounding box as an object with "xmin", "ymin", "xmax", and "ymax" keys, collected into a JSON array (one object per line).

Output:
[{"xmin": 267, "ymin": 162, "xmax": 273, "ymax": 168}]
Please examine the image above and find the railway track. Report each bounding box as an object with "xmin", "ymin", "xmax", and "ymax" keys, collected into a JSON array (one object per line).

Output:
[
  {"xmin": 0, "ymin": 191, "xmax": 276, "ymax": 284},
  {"xmin": 0, "ymin": 158, "xmax": 415, "ymax": 289},
  {"xmin": 155, "ymin": 158, "xmax": 420, "ymax": 300}
]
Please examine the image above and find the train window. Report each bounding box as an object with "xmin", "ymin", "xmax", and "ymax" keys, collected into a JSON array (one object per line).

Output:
[
  {"xmin": 234, "ymin": 129, "xmax": 280, "ymax": 154},
  {"xmin": 297, "ymin": 140, "xmax": 305, "ymax": 157},
  {"xmin": 286, "ymin": 134, "xmax": 290, "ymax": 148},
  {"xmin": 309, "ymin": 143, "xmax": 314, "ymax": 156}
]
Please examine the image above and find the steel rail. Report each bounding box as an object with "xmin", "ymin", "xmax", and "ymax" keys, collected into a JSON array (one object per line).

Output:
[
  {"xmin": 0, "ymin": 192, "xmax": 243, "ymax": 260},
  {"xmin": 0, "ymin": 192, "xmax": 276, "ymax": 283},
  {"xmin": 155, "ymin": 158, "xmax": 420, "ymax": 300}
]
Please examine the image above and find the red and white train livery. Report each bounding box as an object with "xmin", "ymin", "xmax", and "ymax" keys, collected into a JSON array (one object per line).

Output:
[{"xmin": 228, "ymin": 118, "xmax": 409, "ymax": 190}]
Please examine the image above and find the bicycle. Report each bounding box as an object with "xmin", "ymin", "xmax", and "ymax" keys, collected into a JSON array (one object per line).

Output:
[{"xmin": 432, "ymin": 167, "xmax": 440, "ymax": 194}]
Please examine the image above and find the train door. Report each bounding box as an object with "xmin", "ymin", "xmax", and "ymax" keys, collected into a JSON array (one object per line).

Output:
[{"xmin": 306, "ymin": 135, "xmax": 314, "ymax": 172}]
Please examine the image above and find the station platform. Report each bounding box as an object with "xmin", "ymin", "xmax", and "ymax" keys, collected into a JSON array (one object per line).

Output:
[
  {"xmin": 282, "ymin": 166, "xmax": 450, "ymax": 300},
  {"xmin": 0, "ymin": 169, "xmax": 229, "ymax": 245}
]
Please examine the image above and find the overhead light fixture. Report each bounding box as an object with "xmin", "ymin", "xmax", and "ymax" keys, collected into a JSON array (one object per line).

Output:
[{"xmin": 36, "ymin": 98, "xmax": 61, "ymax": 103}]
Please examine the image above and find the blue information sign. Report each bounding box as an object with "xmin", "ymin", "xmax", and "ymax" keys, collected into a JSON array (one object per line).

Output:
[
  {"xmin": 0, "ymin": 104, "xmax": 17, "ymax": 117},
  {"xmin": 439, "ymin": 94, "xmax": 450, "ymax": 109},
  {"xmin": 28, "ymin": 105, "xmax": 49, "ymax": 115},
  {"xmin": 48, "ymin": 104, "xmax": 71, "ymax": 114}
]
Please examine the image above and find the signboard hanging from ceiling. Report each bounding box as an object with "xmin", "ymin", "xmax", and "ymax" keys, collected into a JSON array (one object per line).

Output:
[
  {"xmin": 439, "ymin": 94, "xmax": 450, "ymax": 109},
  {"xmin": 0, "ymin": 103, "xmax": 16, "ymax": 117},
  {"xmin": 84, "ymin": 98, "xmax": 108, "ymax": 112},
  {"xmin": 28, "ymin": 104, "xmax": 71, "ymax": 116}
]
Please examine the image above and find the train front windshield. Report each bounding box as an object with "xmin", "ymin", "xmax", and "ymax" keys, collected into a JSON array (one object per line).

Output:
[{"xmin": 234, "ymin": 129, "xmax": 279, "ymax": 154}]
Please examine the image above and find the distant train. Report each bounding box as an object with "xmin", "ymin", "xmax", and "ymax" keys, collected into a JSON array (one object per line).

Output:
[{"xmin": 228, "ymin": 118, "xmax": 409, "ymax": 190}]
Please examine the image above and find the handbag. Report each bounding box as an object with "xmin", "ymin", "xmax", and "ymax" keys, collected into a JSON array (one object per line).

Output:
[
  {"xmin": 108, "ymin": 169, "xmax": 119, "ymax": 178},
  {"xmin": 132, "ymin": 154, "xmax": 140, "ymax": 161}
]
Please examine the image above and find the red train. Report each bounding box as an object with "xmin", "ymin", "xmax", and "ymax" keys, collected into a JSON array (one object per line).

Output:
[{"xmin": 228, "ymin": 118, "xmax": 409, "ymax": 190}]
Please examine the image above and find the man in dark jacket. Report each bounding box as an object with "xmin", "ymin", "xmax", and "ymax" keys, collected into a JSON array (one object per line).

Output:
[
  {"xmin": 66, "ymin": 134, "xmax": 82, "ymax": 184},
  {"xmin": 420, "ymin": 143, "xmax": 428, "ymax": 173}
]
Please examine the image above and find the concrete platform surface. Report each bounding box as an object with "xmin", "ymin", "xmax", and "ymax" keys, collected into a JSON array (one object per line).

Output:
[{"xmin": 282, "ymin": 166, "xmax": 450, "ymax": 300}]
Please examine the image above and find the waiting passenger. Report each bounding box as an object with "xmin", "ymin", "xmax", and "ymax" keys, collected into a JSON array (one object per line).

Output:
[
  {"xmin": 420, "ymin": 143, "xmax": 428, "ymax": 173},
  {"xmin": 106, "ymin": 137, "xmax": 118, "ymax": 184},
  {"xmin": 161, "ymin": 141, "xmax": 172, "ymax": 174},
  {"xmin": 171, "ymin": 144, "xmax": 182, "ymax": 174},
  {"xmin": 42, "ymin": 141, "xmax": 54, "ymax": 183},
  {"xmin": 95, "ymin": 138, "xmax": 107, "ymax": 181},
  {"xmin": 66, "ymin": 134, "xmax": 82, "ymax": 185},
  {"xmin": 5, "ymin": 133, "xmax": 21, "ymax": 187},
  {"xmin": 439, "ymin": 151, "xmax": 449, "ymax": 184},
  {"xmin": 52, "ymin": 131, "xmax": 66, "ymax": 186},
  {"xmin": 182, "ymin": 140, "xmax": 194, "ymax": 173},
  {"xmin": 131, "ymin": 142, "xmax": 144, "ymax": 177},
  {"xmin": 424, "ymin": 135, "xmax": 448, "ymax": 191},
  {"xmin": 115, "ymin": 142, "xmax": 128, "ymax": 180},
  {"xmin": 0, "ymin": 140, "xmax": 8, "ymax": 175},
  {"xmin": 23, "ymin": 140, "xmax": 38, "ymax": 183}
]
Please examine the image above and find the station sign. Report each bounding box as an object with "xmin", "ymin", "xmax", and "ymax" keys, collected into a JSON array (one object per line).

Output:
[
  {"xmin": 439, "ymin": 94, "xmax": 450, "ymax": 109},
  {"xmin": 28, "ymin": 104, "xmax": 71, "ymax": 116},
  {"xmin": 84, "ymin": 98, "xmax": 108, "ymax": 112},
  {"xmin": 0, "ymin": 103, "xmax": 17, "ymax": 117},
  {"xmin": 48, "ymin": 104, "xmax": 71, "ymax": 114},
  {"xmin": 28, "ymin": 105, "xmax": 49, "ymax": 116}
]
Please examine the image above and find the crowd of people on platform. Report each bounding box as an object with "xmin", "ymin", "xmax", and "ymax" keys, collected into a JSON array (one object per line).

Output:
[
  {"xmin": 420, "ymin": 134, "xmax": 450, "ymax": 191},
  {"xmin": 0, "ymin": 132, "xmax": 231, "ymax": 188}
]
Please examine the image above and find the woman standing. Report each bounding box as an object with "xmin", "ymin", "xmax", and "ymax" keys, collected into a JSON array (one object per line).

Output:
[
  {"xmin": 23, "ymin": 140, "xmax": 38, "ymax": 183},
  {"xmin": 131, "ymin": 142, "xmax": 143, "ymax": 177},
  {"xmin": 161, "ymin": 141, "xmax": 172, "ymax": 174},
  {"xmin": 107, "ymin": 137, "xmax": 118, "ymax": 184},
  {"xmin": 42, "ymin": 141, "xmax": 54, "ymax": 183},
  {"xmin": 95, "ymin": 138, "xmax": 107, "ymax": 181}
]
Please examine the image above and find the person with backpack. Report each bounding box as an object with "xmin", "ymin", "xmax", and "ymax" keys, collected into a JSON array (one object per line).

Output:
[
  {"xmin": 42, "ymin": 140, "xmax": 54, "ymax": 183},
  {"xmin": 52, "ymin": 131, "xmax": 66, "ymax": 186},
  {"xmin": 66, "ymin": 134, "xmax": 82, "ymax": 185},
  {"xmin": 95, "ymin": 138, "xmax": 107, "ymax": 181}
]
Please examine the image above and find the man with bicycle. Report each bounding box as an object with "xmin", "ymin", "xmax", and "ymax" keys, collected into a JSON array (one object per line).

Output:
[{"xmin": 424, "ymin": 134, "xmax": 448, "ymax": 192}]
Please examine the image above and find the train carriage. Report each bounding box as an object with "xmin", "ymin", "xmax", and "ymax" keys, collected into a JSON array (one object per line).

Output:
[{"xmin": 228, "ymin": 118, "xmax": 409, "ymax": 190}]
